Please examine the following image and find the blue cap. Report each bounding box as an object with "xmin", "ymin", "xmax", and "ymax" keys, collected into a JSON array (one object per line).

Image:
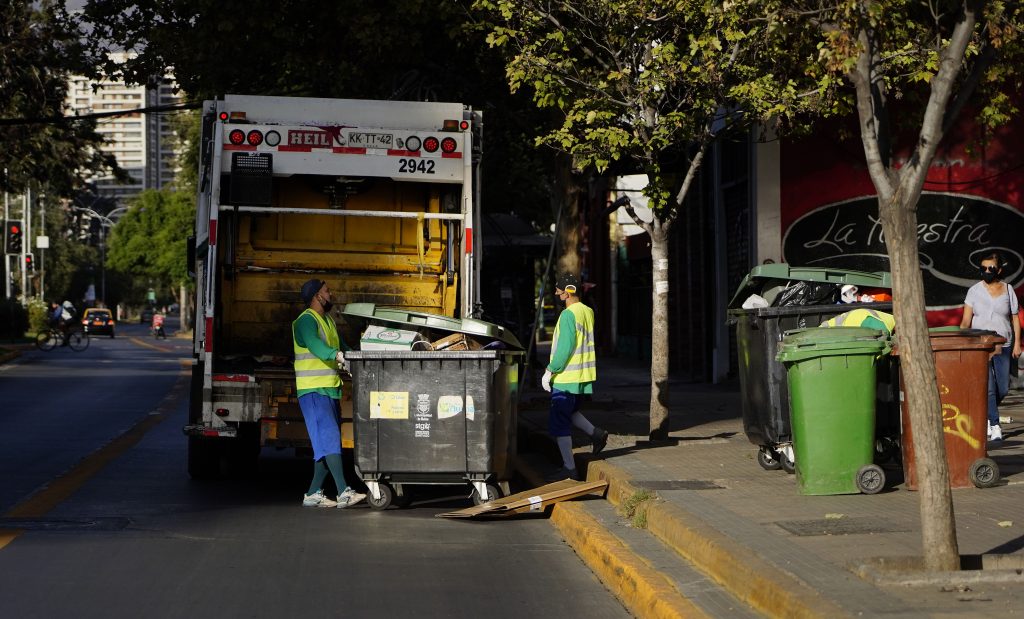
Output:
[{"xmin": 301, "ymin": 279, "xmax": 324, "ymax": 305}]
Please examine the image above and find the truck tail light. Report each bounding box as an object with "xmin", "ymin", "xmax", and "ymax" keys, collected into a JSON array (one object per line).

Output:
[
  {"xmin": 215, "ymin": 408, "xmax": 229, "ymax": 417},
  {"xmin": 441, "ymin": 137, "xmax": 457, "ymax": 154},
  {"xmin": 228, "ymin": 129, "xmax": 245, "ymax": 145},
  {"xmin": 265, "ymin": 130, "xmax": 281, "ymax": 146},
  {"xmin": 405, "ymin": 136, "xmax": 421, "ymax": 151},
  {"xmin": 247, "ymin": 130, "xmax": 263, "ymax": 146},
  {"xmin": 423, "ymin": 136, "xmax": 439, "ymax": 153}
]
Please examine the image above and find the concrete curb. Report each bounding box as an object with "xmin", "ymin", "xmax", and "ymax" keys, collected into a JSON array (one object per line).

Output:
[
  {"xmin": 0, "ymin": 349, "xmax": 22, "ymax": 365},
  {"xmin": 587, "ymin": 459, "xmax": 850, "ymax": 619},
  {"xmin": 550, "ymin": 501, "xmax": 712, "ymax": 619},
  {"xmin": 515, "ymin": 457, "xmax": 711, "ymax": 619}
]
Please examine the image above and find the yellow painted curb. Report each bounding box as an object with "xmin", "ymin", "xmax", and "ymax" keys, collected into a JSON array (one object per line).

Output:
[
  {"xmin": 587, "ymin": 460, "xmax": 849, "ymax": 619},
  {"xmin": 550, "ymin": 500, "xmax": 711, "ymax": 619}
]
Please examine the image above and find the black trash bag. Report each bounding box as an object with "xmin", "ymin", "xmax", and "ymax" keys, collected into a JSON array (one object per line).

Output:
[{"xmin": 772, "ymin": 281, "xmax": 840, "ymax": 307}]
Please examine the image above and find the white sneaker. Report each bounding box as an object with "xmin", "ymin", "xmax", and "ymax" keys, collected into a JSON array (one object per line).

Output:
[
  {"xmin": 990, "ymin": 424, "xmax": 1004, "ymax": 443},
  {"xmin": 337, "ymin": 487, "xmax": 367, "ymax": 509},
  {"xmin": 302, "ymin": 490, "xmax": 338, "ymax": 508}
]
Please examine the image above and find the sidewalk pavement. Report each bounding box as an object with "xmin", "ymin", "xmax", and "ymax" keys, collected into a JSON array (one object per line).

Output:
[{"xmin": 516, "ymin": 353, "xmax": 1024, "ymax": 618}]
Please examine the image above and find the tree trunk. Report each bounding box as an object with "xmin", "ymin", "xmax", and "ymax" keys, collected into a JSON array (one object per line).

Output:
[
  {"xmin": 554, "ymin": 154, "xmax": 581, "ymax": 277},
  {"xmin": 649, "ymin": 225, "xmax": 671, "ymax": 439},
  {"xmin": 879, "ymin": 194, "xmax": 960, "ymax": 571}
]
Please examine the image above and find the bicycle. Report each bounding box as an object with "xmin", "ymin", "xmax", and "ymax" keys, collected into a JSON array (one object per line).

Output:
[{"xmin": 36, "ymin": 327, "xmax": 90, "ymax": 352}]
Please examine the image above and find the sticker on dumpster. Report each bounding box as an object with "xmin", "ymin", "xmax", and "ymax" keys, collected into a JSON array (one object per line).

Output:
[
  {"xmin": 415, "ymin": 394, "xmax": 432, "ymax": 437},
  {"xmin": 466, "ymin": 396, "xmax": 476, "ymax": 421},
  {"xmin": 370, "ymin": 391, "xmax": 409, "ymax": 419},
  {"xmin": 438, "ymin": 396, "xmax": 463, "ymax": 419}
]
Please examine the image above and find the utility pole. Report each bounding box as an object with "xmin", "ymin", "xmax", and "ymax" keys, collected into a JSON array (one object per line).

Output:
[
  {"xmin": 21, "ymin": 190, "xmax": 28, "ymax": 300},
  {"xmin": 3, "ymin": 170, "xmax": 9, "ymax": 300},
  {"xmin": 39, "ymin": 193, "xmax": 46, "ymax": 300}
]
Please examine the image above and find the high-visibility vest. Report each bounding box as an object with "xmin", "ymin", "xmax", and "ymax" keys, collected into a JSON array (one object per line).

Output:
[
  {"xmin": 292, "ymin": 308, "xmax": 341, "ymax": 391},
  {"xmin": 551, "ymin": 302, "xmax": 597, "ymax": 385},
  {"xmin": 821, "ymin": 308, "xmax": 896, "ymax": 333}
]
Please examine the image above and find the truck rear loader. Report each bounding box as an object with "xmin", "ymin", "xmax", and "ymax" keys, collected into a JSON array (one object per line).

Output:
[{"xmin": 185, "ymin": 94, "xmax": 482, "ymax": 478}]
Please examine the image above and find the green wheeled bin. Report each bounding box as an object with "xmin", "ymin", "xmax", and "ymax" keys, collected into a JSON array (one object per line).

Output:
[{"xmin": 777, "ymin": 327, "xmax": 890, "ymax": 495}]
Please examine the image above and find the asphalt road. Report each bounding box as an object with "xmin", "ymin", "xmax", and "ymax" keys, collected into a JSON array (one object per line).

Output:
[{"xmin": 0, "ymin": 318, "xmax": 628, "ymax": 618}]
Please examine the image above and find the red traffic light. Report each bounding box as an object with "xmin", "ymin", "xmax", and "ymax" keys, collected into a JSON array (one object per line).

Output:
[{"xmin": 9, "ymin": 225, "xmax": 19, "ymax": 234}]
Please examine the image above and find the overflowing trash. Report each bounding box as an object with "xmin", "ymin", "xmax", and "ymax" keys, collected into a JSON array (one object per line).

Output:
[{"xmin": 340, "ymin": 303, "xmax": 524, "ymax": 510}]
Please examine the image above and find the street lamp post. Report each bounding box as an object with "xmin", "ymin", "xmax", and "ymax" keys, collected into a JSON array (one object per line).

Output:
[{"xmin": 71, "ymin": 205, "xmax": 116, "ymax": 306}]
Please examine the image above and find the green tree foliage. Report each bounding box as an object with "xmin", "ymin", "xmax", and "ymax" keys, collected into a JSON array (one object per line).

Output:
[
  {"xmin": 106, "ymin": 189, "xmax": 195, "ymax": 300},
  {"xmin": 476, "ymin": 0, "xmax": 819, "ymax": 213},
  {"xmin": 41, "ymin": 204, "xmax": 100, "ymax": 305},
  {"xmin": 0, "ymin": 1, "xmax": 116, "ymax": 195},
  {"xmin": 475, "ymin": 0, "xmax": 821, "ymax": 436}
]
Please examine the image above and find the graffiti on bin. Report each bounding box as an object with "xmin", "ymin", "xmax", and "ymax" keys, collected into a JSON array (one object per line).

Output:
[{"xmin": 939, "ymin": 384, "xmax": 981, "ymax": 449}]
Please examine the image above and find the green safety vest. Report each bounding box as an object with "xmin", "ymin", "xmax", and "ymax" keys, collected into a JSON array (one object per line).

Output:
[
  {"xmin": 551, "ymin": 302, "xmax": 597, "ymax": 385},
  {"xmin": 822, "ymin": 308, "xmax": 896, "ymax": 333},
  {"xmin": 292, "ymin": 309, "xmax": 341, "ymax": 391}
]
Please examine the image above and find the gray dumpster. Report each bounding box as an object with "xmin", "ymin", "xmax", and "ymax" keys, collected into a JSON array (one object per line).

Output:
[{"xmin": 341, "ymin": 303, "xmax": 523, "ymax": 510}]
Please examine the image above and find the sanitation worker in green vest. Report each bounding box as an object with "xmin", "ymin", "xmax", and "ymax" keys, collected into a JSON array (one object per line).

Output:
[
  {"xmin": 293, "ymin": 279, "xmax": 366, "ymax": 509},
  {"xmin": 541, "ymin": 273, "xmax": 609, "ymax": 481}
]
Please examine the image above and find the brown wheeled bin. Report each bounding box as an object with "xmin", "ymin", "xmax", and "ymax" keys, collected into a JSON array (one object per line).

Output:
[{"xmin": 893, "ymin": 328, "xmax": 1005, "ymax": 489}]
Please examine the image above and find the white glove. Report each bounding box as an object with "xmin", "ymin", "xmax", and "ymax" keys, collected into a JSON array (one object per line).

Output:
[
  {"xmin": 336, "ymin": 351, "xmax": 350, "ymax": 373},
  {"xmin": 541, "ymin": 370, "xmax": 552, "ymax": 392}
]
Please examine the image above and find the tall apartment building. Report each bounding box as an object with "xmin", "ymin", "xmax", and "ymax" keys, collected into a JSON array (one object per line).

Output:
[{"xmin": 67, "ymin": 56, "xmax": 183, "ymax": 206}]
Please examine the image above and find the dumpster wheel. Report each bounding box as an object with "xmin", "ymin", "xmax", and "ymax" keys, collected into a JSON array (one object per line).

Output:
[
  {"xmin": 779, "ymin": 453, "xmax": 796, "ymax": 475},
  {"xmin": 471, "ymin": 483, "xmax": 502, "ymax": 506},
  {"xmin": 368, "ymin": 483, "xmax": 395, "ymax": 510},
  {"xmin": 757, "ymin": 448, "xmax": 783, "ymax": 471},
  {"xmin": 969, "ymin": 458, "xmax": 1000, "ymax": 489},
  {"xmin": 855, "ymin": 464, "xmax": 885, "ymax": 494}
]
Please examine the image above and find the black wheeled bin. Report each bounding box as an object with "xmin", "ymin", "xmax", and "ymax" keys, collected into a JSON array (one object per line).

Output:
[
  {"xmin": 341, "ymin": 304, "xmax": 524, "ymax": 510},
  {"xmin": 728, "ymin": 264, "xmax": 893, "ymax": 472}
]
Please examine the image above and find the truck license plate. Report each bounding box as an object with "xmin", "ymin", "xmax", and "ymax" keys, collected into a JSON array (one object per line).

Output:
[{"xmin": 348, "ymin": 132, "xmax": 393, "ymax": 149}]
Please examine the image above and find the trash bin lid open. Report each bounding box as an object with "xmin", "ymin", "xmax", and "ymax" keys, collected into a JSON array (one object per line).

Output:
[
  {"xmin": 728, "ymin": 264, "xmax": 892, "ymax": 309},
  {"xmin": 340, "ymin": 303, "xmax": 523, "ymax": 349}
]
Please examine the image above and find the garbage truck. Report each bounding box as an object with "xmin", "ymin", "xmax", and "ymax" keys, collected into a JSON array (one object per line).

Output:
[{"xmin": 184, "ymin": 94, "xmax": 483, "ymax": 478}]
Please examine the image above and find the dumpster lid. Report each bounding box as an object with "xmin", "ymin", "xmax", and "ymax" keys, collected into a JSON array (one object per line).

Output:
[
  {"xmin": 728, "ymin": 264, "xmax": 892, "ymax": 309},
  {"xmin": 777, "ymin": 327, "xmax": 888, "ymax": 363},
  {"xmin": 891, "ymin": 327, "xmax": 1006, "ymax": 355},
  {"xmin": 340, "ymin": 303, "xmax": 523, "ymax": 349},
  {"xmin": 781, "ymin": 326, "xmax": 887, "ymax": 346}
]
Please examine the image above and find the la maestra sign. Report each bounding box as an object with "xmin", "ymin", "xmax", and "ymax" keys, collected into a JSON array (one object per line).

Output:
[{"xmin": 783, "ymin": 192, "xmax": 1024, "ymax": 308}]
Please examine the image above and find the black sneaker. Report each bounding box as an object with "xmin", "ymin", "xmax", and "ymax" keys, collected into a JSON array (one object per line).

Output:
[
  {"xmin": 544, "ymin": 466, "xmax": 578, "ymax": 482},
  {"xmin": 592, "ymin": 428, "xmax": 609, "ymax": 455}
]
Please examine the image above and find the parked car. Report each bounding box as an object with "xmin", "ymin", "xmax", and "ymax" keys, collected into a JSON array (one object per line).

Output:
[
  {"xmin": 140, "ymin": 307, "xmax": 155, "ymax": 325},
  {"xmin": 82, "ymin": 308, "xmax": 116, "ymax": 338}
]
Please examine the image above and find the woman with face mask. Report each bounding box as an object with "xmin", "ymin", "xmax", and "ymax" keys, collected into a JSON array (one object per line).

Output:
[{"xmin": 961, "ymin": 251, "xmax": 1022, "ymax": 443}]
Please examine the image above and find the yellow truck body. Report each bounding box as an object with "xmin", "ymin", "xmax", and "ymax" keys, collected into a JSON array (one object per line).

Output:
[{"xmin": 185, "ymin": 95, "xmax": 481, "ymax": 478}]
